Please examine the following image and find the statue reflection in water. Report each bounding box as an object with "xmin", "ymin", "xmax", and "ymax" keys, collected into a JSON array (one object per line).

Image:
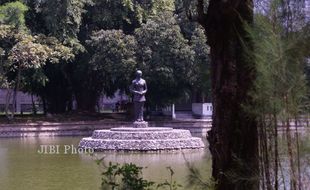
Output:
[{"xmin": 129, "ymin": 70, "xmax": 147, "ymax": 122}]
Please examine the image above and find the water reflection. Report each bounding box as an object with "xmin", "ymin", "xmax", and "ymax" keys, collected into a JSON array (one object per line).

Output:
[{"xmin": 0, "ymin": 137, "xmax": 209, "ymax": 190}]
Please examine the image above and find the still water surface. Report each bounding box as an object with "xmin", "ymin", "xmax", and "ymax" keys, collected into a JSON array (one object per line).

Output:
[
  {"xmin": 0, "ymin": 137, "xmax": 210, "ymax": 190},
  {"xmin": 2, "ymin": 134, "xmax": 308, "ymax": 190}
]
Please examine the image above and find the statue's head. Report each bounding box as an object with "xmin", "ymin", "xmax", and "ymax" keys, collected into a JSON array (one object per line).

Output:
[{"xmin": 136, "ymin": 70, "xmax": 142, "ymax": 78}]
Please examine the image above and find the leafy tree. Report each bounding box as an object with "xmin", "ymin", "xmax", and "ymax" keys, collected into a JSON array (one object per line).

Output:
[
  {"xmin": 76, "ymin": 29, "xmax": 137, "ymax": 111},
  {"xmin": 88, "ymin": 30, "xmax": 137, "ymax": 94},
  {"xmin": 184, "ymin": 0, "xmax": 310, "ymax": 190},
  {"xmin": 0, "ymin": 1, "xmax": 28, "ymax": 30},
  {"xmin": 187, "ymin": 0, "xmax": 260, "ymax": 189},
  {"xmin": 0, "ymin": 0, "xmax": 212, "ymax": 114},
  {"xmin": 31, "ymin": 0, "xmax": 91, "ymax": 48},
  {"xmin": 69, "ymin": 0, "xmax": 136, "ymax": 112},
  {"xmin": 174, "ymin": 0, "xmax": 200, "ymax": 40},
  {"xmin": 135, "ymin": 11, "xmax": 195, "ymax": 107},
  {"xmin": 81, "ymin": 0, "xmax": 142, "ymax": 34},
  {"xmin": 9, "ymin": 34, "xmax": 73, "ymax": 114},
  {"xmin": 70, "ymin": 0, "xmax": 132, "ymax": 112},
  {"xmin": 19, "ymin": 0, "xmax": 91, "ymax": 113},
  {"xmin": 189, "ymin": 26, "xmax": 210, "ymax": 102},
  {"xmin": 97, "ymin": 159, "xmax": 182, "ymax": 190},
  {"xmin": 78, "ymin": 3, "xmax": 210, "ymax": 111},
  {"xmin": 0, "ymin": 2, "xmax": 74, "ymax": 116},
  {"xmin": 71, "ymin": 0, "xmax": 176, "ymax": 111},
  {"xmin": 247, "ymin": 1, "xmax": 310, "ymax": 189}
]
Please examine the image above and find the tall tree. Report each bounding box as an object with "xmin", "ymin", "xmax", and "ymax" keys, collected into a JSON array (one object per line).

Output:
[
  {"xmin": 135, "ymin": 11, "xmax": 194, "ymax": 108},
  {"xmin": 72, "ymin": 0, "xmax": 176, "ymax": 111},
  {"xmin": 191, "ymin": 0, "xmax": 259, "ymax": 189},
  {"xmin": 82, "ymin": 29, "xmax": 137, "ymax": 111},
  {"xmin": 0, "ymin": 1, "xmax": 74, "ymax": 116},
  {"xmin": 250, "ymin": 1, "xmax": 310, "ymax": 189},
  {"xmin": 21, "ymin": 0, "xmax": 91, "ymax": 113},
  {"xmin": 189, "ymin": 26, "xmax": 210, "ymax": 102}
]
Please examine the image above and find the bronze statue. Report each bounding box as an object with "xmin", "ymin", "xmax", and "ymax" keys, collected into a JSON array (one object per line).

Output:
[{"xmin": 130, "ymin": 70, "xmax": 147, "ymax": 122}]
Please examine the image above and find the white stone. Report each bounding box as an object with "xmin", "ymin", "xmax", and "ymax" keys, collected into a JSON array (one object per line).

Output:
[{"xmin": 79, "ymin": 127, "xmax": 205, "ymax": 151}]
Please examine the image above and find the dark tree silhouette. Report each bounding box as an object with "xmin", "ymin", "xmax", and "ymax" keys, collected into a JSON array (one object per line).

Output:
[{"xmin": 196, "ymin": 0, "xmax": 259, "ymax": 189}]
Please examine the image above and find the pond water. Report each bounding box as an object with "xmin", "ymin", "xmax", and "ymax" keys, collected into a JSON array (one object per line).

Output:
[
  {"xmin": 0, "ymin": 132, "xmax": 309, "ymax": 190},
  {"xmin": 0, "ymin": 137, "xmax": 211, "ymax": 190}
]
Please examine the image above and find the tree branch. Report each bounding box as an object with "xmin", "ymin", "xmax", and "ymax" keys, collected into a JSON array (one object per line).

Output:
[
  {"xmin": 185, "ymin": 0, "xmax": 208, "ymax": 26},
  {"xmin": 196, "ymin": 0, "xmax": 207, "ymax": 25}
]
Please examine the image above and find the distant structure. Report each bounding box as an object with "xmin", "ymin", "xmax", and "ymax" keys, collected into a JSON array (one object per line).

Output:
[
  {"xmin": 0, "ymin": 88, "xmax": 129, "ymax": 114},
  {"xmin": 306, "ymin": 1, "xmax": 310, "ymax": 20},
  {"xmin": 0, "ymin": 88, "xmax": 212, "ymax": 118},
  {"xmin": 97, "ymin": 90, "xmax": 129, "ymax": 112},
  {"xmin": 0, "ymin": 88, "xmax": 41, "ymax": 113}
]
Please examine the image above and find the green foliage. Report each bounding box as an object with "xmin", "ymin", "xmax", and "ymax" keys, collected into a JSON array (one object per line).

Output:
[
  {"xmin": 88, "ymin": 0, "xmax": 175, "ymax": 35},
  {"xmin": 0, "ymin": 1, "xmax": 75, "ymax": 115},
  {"xmin": 156, "ymin": 167, "xmax": 182, "ymax": 190},
  {"xmin": 84, "ymin": 0, "xmax": 142, "ymax": 34},
  {"xmin": 121, "ymin": 0, "xmax": 175, "ymax": 23},
  {"xmin": 0, "ymin": 1, "xmax": 28, "ymax": 30},
  {"xmin": 85, "ymin": 0, "xmax": 136, "ymax": 33},
  {"xmin": 100, "ymin": 162, "xmax": 155, "ymax": 190},
  {"xmin": 0, "ymin": 0, "xmax": 212, "ymax": 113},
  {"xmin": 0, "ymin": 2, "xmax": 74, "ymax": 69},
  {"xmin": 31, "ymin": 0, "xmax": 92, "ymax": 52},
  {"xmin": 88, "ymin": 29, "xmax": 137, "ymax": 96},
  {"xmin": 245, "ymin": 1, "xmax": 310, "ymax": 188},
  {"xmin": 0, "ymin": 23, "xmax": 74, "ymax": 81},
  {"xmin": 9, "ymin": 34, "xmax": 74, "ymax": 69},
  {"xmin": 184, "ymin": 157, "xmax": 215, "ymax": 190},
  {"xmin": 98, "ymin": 159, "xmax": 181, "ymax": 190},
  {"xmin": 34, "ymin": 0, "xmax": 91, "ymax": 39},
  {"xmin": 135, "ymin": 11, "xmax": 195, "ymax": 106},
  {"xmin": 150, "ymin": 0, "xmax": 175, "ymax": 14},
  {"xmin": 189, "ymin": 26, "xmax": 210, "ymax": 101},
  {"xmin": 71, "ymin": 0, "xmax": 210, "ymax": 111},
  {"xmin": 0, "ymin": 24, "xmax": 15, "ymax": 39},
  {"xmin": 247, "ymin": 13, "xmax": 309, "ymax": 119},
  {"xmin": 0, "ymin": 24, "xmax": 18, "ymax": 53}
]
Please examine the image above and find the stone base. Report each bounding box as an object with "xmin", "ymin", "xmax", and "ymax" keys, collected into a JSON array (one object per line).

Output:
[
  {"xmin": 133, "ymin": 121, "xmax": 148, "ymax": 128},
  {"xmin": 79, "ymin": 127, "xmax": 205, "ymax": 151}
]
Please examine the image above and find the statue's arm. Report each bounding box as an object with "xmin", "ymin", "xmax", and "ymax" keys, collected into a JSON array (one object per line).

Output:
[
  {"xmin": 129, "ymin": 82, "xmax": 141, "ymax": 95},
  {"xmin": 142, "ymin": 81, "xmax": 147, "ymax": 94}
]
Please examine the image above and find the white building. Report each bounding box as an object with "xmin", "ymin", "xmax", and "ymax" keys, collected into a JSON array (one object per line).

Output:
[
  {"xmin": 0, "ymin": 88, "xmax": 130, "ymax": 113},
  {"xmin": 0, "ymin": 88, "xmax": 41, "ymax": 113}
]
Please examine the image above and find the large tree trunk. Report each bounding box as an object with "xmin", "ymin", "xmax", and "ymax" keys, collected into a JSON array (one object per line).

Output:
[
  {"xmin": 43, "ymin": 63, "xmax": 72, "ymax": 114},
  {"xmin": 75, "ymin": 91, "xmax": 99, "ymax": 112},
  {"xmin": 197, "ymin": 0, "xmax": 259, "ymax": 189}
]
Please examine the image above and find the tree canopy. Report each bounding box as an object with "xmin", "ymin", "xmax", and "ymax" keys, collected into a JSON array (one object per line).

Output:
[{"xmin": 0, "ymin": 0, "xmax": 211, "ymax": 113}]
